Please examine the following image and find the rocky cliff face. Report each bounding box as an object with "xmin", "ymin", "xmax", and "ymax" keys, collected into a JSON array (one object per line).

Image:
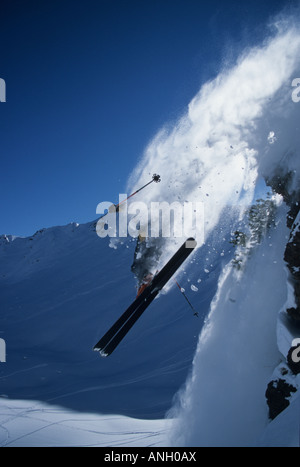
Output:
[
  {"xmin": 284, "ymin": 210, "xmax": 300, "ymax": 322},
  {"xmin": 265, "ymin": 172, "xmax": 300, "ymax": 420}
]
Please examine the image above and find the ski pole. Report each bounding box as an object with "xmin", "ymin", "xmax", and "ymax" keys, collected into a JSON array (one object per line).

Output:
[
  {"xmin": 115, "ymin": 173, "xmax": 161, "ymax": 211},
  {"xmin": 174, "ymin": 279, "xmax": 199, "ymax": 317},
  {"xmin": 98, "ymin": 174, "xmax": 161, "ymax": 222}
]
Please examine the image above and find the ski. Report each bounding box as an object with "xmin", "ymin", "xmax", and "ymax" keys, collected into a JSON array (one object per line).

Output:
[
  {"xmin": 93, "ymin": 280, "xmax": 154, "ymax": 355},
  {"xmin": 94, "ymin": 237, "xmax": 197, "ymax": 357}
]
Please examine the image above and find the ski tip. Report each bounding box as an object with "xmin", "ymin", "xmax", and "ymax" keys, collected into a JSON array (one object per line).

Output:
[
  {"xmin": 93, "ymin": 346, "xmax": 109, "ymax": 357},
  {"xmin": 185, "ymin": 238, "xmax": 197, "ymax": 249}
]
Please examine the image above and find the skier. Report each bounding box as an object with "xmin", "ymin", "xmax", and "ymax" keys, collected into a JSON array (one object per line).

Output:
[
  {"xmin": 131, "ymin": 234, "xmax": 164, "ymax": 297},
  {"xmin": 136, "ymin": 273, "xmax": 154, "ymax": 297}
]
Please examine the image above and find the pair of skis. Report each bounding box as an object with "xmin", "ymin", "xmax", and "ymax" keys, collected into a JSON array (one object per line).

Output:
[{"xmin": 94, "ymin": 238, "xmax": 197, "ymax": 357}]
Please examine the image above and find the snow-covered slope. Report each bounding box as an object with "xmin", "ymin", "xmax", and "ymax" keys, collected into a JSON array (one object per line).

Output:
[
  {"xmin": 257, "ymin": 393, "xmax": 300, "ymax": 447},
  {"xmin": 0, "ymin": 398, "xmax": 170, "ymax": 447},
  {"xmin": 0, "ymin": 219, "xmax": 232, "ymax": 420}
]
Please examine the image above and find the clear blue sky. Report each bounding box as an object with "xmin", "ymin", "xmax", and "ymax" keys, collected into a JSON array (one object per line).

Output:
[{"xmin": 0, "ymin": 0, "xmax": 294, "ymax": 236}]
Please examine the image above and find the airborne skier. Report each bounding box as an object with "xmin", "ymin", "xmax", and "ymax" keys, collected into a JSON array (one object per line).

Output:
[
  {"xmin": 131, "ymin": 234, "xmax": 164, "ymax": 297},
  {"xmin": 93, "ymin": 173, "xmax": 198, "ymax": 356}
]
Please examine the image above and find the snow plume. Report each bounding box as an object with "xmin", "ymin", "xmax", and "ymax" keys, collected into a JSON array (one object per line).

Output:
[
  {"xmin": 127, "ymin": 13, "xmax": 300, "ymax": 446},
  {"xmin": 127, "ymin": 18, "xmax": 300, "ymax": 264}
]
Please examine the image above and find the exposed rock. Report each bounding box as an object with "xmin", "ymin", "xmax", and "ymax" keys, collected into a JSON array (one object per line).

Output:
[
  {"xmin": 284, "ymin": 211, "xmax": 300, "ymax": 321},
  {"xmin": 265, "ymin": 379, "xmax": 297, "ymax": 420},
  {"xmin": 264, "ymin": 170, "xmax": 300, "ymax": 421},
  {"xmin": 287, "ymin": 307, "xmax": 300, "ymax": 322},
  {"xmin": 267, "ymin": 171, "xmax": 300, "ymax": 321}
]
